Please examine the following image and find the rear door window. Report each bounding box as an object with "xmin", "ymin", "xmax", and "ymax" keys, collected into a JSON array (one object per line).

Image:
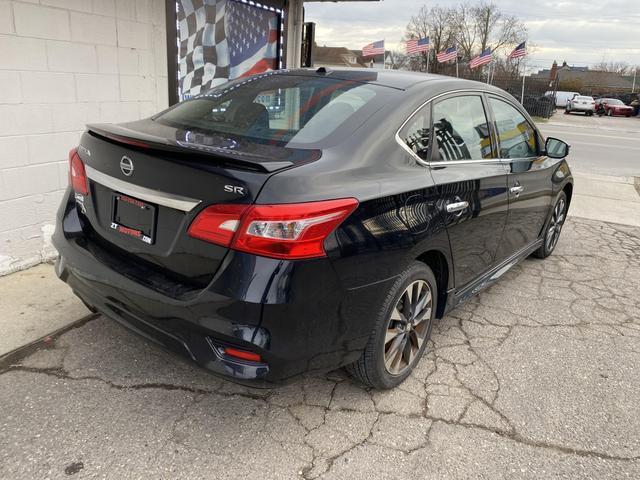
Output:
[{"xmin": 431, "ymin": 95, "xmax": 493, "ymax": 161}]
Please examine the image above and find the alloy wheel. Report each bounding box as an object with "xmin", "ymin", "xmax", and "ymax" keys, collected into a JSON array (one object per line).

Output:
[
  {"xmin": 546, "ymin": 198, "xmax": 566, "ymax": 252},
  {"xmin": 384, "ymin": 280, "xmax": 433, "ymax": 375}
]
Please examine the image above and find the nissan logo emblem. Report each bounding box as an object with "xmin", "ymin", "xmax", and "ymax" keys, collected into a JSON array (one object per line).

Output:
[{"xmin": 120, "ymin": 156, "xmax": 134, "ymax": 176}]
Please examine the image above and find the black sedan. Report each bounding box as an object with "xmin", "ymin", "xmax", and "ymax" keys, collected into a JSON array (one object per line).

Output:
[{"xmin": 54, "ymin": 69, "xmax": 573, "ymax": 389}]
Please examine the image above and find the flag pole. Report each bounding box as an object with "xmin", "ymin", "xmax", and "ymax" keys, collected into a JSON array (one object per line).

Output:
[
  {"xmin": 455, "ymin": 51, "xmax": 459, "ymax": 78},
  {"xmin": 425, "ymin": 49, "xmax": 429, "ymax": 74}
]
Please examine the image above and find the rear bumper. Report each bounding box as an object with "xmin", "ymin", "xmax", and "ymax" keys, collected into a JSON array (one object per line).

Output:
[{"xmin": 53, "ymin": 189, "xmax": 388, "ymax": 386}]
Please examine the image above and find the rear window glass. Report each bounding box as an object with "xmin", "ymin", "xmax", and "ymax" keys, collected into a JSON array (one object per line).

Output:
[
  {"xmin": 576, "ymin": 96, "xmax": 593, "ymax": 101},
  {"xmin": 154, "ymin": 73, "xmax": 388, "ymax": 148}
]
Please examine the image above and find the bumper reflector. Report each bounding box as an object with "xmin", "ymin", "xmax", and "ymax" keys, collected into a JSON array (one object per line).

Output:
[{"xmin": 223, "ymin": 347, "xmax": 262, "ymax": 363}]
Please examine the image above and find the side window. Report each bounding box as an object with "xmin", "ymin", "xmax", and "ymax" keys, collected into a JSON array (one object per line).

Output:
[
  {"xmin": 489, "ymin": 98, "xmax": 538, "ymax": 159},
  {"xmin": 399, "ymin": 104, "xmax": 431, "ymax": 161},
  {"xmin": 432, "ymin": 96, "xmax": 493, "ymax": 161}
]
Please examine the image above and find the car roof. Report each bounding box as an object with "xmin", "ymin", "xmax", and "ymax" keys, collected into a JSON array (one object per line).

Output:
[{"xmin": 286, "ymin": 67, "xmax": 505, "ymax": 93}]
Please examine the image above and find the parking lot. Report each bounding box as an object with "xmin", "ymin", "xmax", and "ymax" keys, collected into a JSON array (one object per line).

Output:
[
  {"xmin": 2, "ymin": 214, "xmax": 639, "ymax": 479},
  {"xmin": 2, "ymin": 111, "xmax": 639, "ymax": 479}
]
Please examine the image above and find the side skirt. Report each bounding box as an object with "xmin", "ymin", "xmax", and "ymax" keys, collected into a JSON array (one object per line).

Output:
[{"xmin": 445, "ymin": 238, "xmax": 544, "ymax": 312}]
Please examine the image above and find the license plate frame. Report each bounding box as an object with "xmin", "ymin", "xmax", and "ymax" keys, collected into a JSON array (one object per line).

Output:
[{"xmin": 110, "ymin": 193, "xmax": 157, "ymax": 245}]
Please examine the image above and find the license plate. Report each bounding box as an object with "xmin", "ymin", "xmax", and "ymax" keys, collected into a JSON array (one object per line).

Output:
[{"xmin": 110, "ymin": 194, "xmax": 156, "ymax": 244}]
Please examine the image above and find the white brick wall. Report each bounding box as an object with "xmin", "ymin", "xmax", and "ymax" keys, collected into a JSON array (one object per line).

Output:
[{"xmin": 0, "ymin": 0, "xmax": 169, "ymax": 275}]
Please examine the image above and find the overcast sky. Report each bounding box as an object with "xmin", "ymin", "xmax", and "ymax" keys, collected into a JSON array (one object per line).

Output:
[{"xmin": 304, "ymin": 0, "xmax": 640, "ymax": 72}]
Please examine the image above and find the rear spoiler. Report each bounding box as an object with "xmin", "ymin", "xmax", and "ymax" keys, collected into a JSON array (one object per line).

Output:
[{"xmin": 87, "ymin": 123, "xmax": 294, "ymax": 173}]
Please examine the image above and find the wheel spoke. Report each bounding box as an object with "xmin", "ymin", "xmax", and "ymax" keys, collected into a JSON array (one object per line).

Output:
[
  {"xmin": 385, "ymin": 334, "xmax": 404, "ymax": 371},
  {"xmin": 383, "ymin": 279, "xmax": 434, "ymax": 376},
  {"xmin": 414, "ymin": 288, "xmax": 432, "ymax": 321},
  {"xmin": 401, "ymin": 335, "xmax": 412, "ymax": 366},
  {"xmin": 385, "ymin": 327, "xmax": 400, "ymax": 346}
]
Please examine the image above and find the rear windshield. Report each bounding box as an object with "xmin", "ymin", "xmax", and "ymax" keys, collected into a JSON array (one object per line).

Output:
[
  {"xmin": 603, "ymin": 99, "xmax": 623, "ymax": 105},
  {"xmin": 576, "ymin": 96, "xmax": 593, "ymax": 101},
  {"xmin": 154, "ymin": 73, "xmax": 390, "ymax": 148}
]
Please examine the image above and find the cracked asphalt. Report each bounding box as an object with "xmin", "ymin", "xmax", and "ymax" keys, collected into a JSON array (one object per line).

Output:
[{"xmin": 1, "ymin": 217, "xmax": 639, "ymax": 479}]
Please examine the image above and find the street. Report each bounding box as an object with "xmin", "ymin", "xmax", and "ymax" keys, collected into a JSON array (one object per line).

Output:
[
  {"xmin": 539, "ymin": 113, "xmax": 640, "ymax": 177},
  {"xmin": 1, "ymin": 216, "xmax": 639, "ymax": 479}
]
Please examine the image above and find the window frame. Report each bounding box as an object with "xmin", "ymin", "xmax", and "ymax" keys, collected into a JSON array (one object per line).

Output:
[
  {"xmin": 429, "ymin": 93, "xmax": 496, "ymax": 163},
  {"xmin": 397, "ymin": 101, "xmax": 433, "ymax": 163},
  {"xmin": 485, "ymin": 94, "xmax": 542, "ymax": 160},
  {"xmin": 395, "ymin": 89, "xmax": 511, "ymax": 167}
]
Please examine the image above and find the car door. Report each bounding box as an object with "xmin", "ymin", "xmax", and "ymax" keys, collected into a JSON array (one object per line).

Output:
[
  {"xmin": 427, "ymin": 94, "xmax": 509, "ymax": 290},
  {"xmin": 486, "ymin": 96, "xmax": 553, "ymax": 260}
]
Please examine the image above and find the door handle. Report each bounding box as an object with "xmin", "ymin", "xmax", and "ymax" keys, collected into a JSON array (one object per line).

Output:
[
  {"xmin": 510, "ymin": 185, "xmax": 524, "ymax": 195},
  {"xmin": 446, "ymin": 201, "xmax": 469, "ymax": 213}
]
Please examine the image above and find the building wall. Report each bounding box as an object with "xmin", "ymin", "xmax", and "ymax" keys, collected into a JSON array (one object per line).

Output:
[{"xmin": 0, "ymin": 0, "xmax": 169, "ymax": 275}]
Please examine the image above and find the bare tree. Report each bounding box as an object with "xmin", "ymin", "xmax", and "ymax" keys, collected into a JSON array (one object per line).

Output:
[
  {"xmin": 452, "ymin": 3, "xmax": 477, "ymax": 62},
  {"xmin": 592, "ymin": 60, "xmax": 631, "ymax": 74},
  {"xmin": 405, "ymin": 5, "xmax": 455, "ymax": 73},
  {"xmin": 473, "ymin": 2, "xmax": 525, "ymax": 54},
  {"xmin": 452, "ymin": 1, "xmax": 526, "ymax": 66},
  {"xmin": 386, "ymin": 50, "xmax": 409, "ymax": 70}
]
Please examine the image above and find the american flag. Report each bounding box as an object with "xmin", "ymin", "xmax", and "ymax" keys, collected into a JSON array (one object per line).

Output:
[
  {"xmin": 362, "ymin": 40, "xmax": 385, "ymax": 57},
  {"xmin": 177, "ymin": 0, "xmax": 280, "ymax": 99},
  {"xmin": 436, "ymin": 46, "xmax": 457, "ymax": 63},
  {"xmin": 405, "ymin": 37, "xmax": 429, "ymax": 54},
  {"xmin": 509, "ymin": 42, "xmax": 526, "ymax": 59},
  {"xmin": 469, "ymin": 48, "xmax": 492, "ymax": 69},
  {"xmin": 227, "ymin": 0, "xmax": 279, "ymax": 79}
]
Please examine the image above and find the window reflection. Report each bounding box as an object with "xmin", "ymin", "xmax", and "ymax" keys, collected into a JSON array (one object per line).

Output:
[
  {"xmin": 432, "ymin": 96, "xmax": 493, "ymax": 161},
  {"xmin": 489, "ymin": 98, "xmax": 537, "ymax": 159}
]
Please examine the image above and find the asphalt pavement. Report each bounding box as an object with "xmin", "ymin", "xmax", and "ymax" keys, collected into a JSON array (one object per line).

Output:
[
  {"xmin": 1, "ymin": 110, "xmax": 639, "ymax": 480},
  {"xmin": 1, "ymin": 216, "xmax": 639, "ymax": 479},
  {"xmin": 539, "ymin": 112, "xmax": 640, "ymax": 177}
]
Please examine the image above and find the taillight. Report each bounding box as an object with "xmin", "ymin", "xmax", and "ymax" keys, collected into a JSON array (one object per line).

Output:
[
  {"xmin": 68, "ymin": 147, "xmax": 88, "ymax": 195},
  {"xmin": 187, "ymin": 204, "xmax": 249, "ymax": 246},
  {"xmin": 188, "ymin": 198, "xmax": 358, "ymax": 260}
]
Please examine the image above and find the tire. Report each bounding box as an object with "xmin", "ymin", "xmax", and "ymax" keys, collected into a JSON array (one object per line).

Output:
[
  {"xmin": 532, "ymin": 191, "xmax": 568, "ymax": 259},
  {"xmin": 347, "ymin": 261, "xmax": 437, "ymax": 389}
]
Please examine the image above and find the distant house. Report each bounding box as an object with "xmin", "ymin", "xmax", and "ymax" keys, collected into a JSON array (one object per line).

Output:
[
  {"xmin": 313, "ymin": 46, "xmax": 368, "ymax": 68},
  {"xmin": 532, "ymin": 61, "xmax": 634, "ymax": 92}
]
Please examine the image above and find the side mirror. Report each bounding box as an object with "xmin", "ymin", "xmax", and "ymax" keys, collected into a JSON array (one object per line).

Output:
[{"xmin": 545, "ymin": 137, "xmax": 570, "ymax": 159}]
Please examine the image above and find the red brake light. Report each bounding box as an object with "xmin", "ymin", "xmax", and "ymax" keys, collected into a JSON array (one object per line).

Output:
[
  {"xmin": 188, "ymin": 198, "xmax": 358, "ymax": 260},
  {"xmin": 68, "ymin": 147, "xmax": 88, "ymax": 195}
]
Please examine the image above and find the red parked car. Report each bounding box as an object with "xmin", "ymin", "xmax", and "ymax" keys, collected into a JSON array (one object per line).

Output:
[{"xmin": 596, "ymin": 98, "xmax": 635, "ymax": 117}]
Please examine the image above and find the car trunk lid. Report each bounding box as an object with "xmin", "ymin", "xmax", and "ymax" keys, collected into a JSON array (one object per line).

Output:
[{"xmin": 74, "ymin": 119, "xmax": 320, "ymax": 294}]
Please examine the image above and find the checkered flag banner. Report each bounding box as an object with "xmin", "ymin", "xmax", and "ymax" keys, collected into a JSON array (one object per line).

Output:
[{"xmin": 177, "ymin": 0, "xmax": 280, "ymax": 100}]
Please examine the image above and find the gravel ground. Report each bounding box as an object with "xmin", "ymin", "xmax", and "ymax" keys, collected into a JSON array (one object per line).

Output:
[{"xmin": 1, "ymin": 216, "xmax": 639, "ymax": 480}]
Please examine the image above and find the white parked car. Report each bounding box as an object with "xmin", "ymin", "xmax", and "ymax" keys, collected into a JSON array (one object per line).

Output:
[{"xmin": 566, "ymin": 95, "xmax": 596, "ymax": 115}]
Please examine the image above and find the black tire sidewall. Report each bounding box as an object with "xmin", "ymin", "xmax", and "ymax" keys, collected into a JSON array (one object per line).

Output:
[{"xmin": 370, "ymin": 262, "xmax": 437, "ymax": 389}]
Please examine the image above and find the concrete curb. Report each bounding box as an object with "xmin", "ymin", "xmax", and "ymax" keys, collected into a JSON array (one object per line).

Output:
[{"xmin": 0, "ymin": 313, "xmax": 99, "ymax": 372}]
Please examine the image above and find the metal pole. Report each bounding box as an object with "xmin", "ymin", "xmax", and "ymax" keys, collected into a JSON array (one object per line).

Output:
[
  {"xmin": 521, "ymin": 75, "xmax": 525, "ymax": 104},
  {"xmin": 425, "ymin": 49, "xmax": 429, "ymax": 74},
  {"xmin": 455, "ymin": 55, "xmax": 459, "ymax": 77},
  {"xmin": 633, "ymin": 68, "xmax": 637, "ymax": 93}
]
